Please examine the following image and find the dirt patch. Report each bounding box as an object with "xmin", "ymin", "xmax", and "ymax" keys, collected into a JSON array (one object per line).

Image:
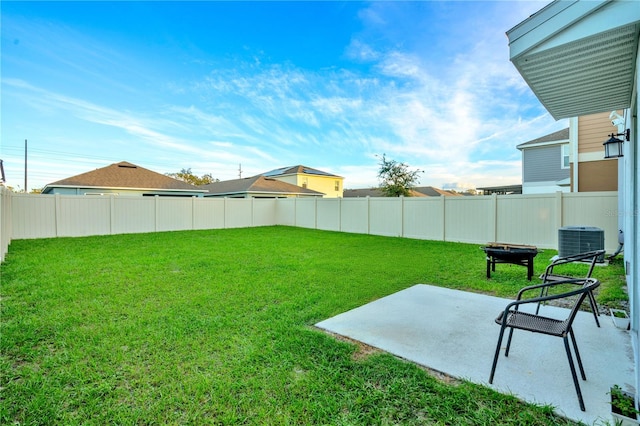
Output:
[{"xmin": 316, "ymin": 327, "xmax": 461, "ymax": 385}]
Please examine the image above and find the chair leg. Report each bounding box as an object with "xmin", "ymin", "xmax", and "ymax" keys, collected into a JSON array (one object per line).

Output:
[
  {"xmin": 569, "ymin": 329, "xmax": 586, "ymax": 380},
  {"xmin": 505, "ymin": 327, "xmax": 515, "ymax": 357},
  {"xmin": 587, "ymin": 291, "xmax": 601, "ymax": 327},
  {"xmin": 563, "ymin": 335, "xmax": 586, "ymax": 411},
  {"xmin": 489, "ymin": 325, "xmax": 507, "ymax": 384}
]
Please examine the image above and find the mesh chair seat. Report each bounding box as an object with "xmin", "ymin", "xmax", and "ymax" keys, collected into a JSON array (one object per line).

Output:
[{"xmin": 497, "ymin": 310, "xmax": 569, "ymax": 337}]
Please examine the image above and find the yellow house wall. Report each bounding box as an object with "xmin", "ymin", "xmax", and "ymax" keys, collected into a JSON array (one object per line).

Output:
[{"xmin": 276, "ymin": 174, "xmax": 344, "ymax": 198}]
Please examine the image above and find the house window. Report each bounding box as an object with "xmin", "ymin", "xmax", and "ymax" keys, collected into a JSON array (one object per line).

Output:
[
  {"xmin": 561, "ymin": 144, "xmax": 570, "ymax": 169},
  {"xmin": 334, "ymin": 181, "xmax": 340, "ymax": 191},
  {"xmin": 302, "ymin": 182, "xmax": 307, "ymax": 189}
]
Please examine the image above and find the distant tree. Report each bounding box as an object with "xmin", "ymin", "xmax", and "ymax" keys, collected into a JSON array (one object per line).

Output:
[
  {"xmin": 166, "ymin": 168, "xmax": 218, "ymax": 186},
  {"xmin": 1, "ymin": 185, "xmax": 40, "ymax": 193},
  {"xmin": 377, "ymin": 154, "xmax": 423, "ymax": 197}
]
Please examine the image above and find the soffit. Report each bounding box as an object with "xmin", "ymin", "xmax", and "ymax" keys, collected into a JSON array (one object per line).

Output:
[{"xmin": 508, "ymin": 1, "xmax": 640, "ymax": 120}]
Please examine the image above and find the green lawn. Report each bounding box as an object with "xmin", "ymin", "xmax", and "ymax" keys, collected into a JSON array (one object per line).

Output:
[{"xmin": 0, "ymin": 226, "xmax": 626, "ymax": 425}]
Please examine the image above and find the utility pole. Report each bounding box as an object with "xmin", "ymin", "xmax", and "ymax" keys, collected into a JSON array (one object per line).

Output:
[{"xmin": 238, "ymin": 163, "xmax": 242, "ymax": 179}]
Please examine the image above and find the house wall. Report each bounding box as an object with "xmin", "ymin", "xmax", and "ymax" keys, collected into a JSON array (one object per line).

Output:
[
  {"xmin": 521, "ymin": 144, "xmax": 570, "ymax": 194},
  {"xmin": 276, "ymin": 174, "xmax": 344, "ymax": 198},
  {"xmin": 578, "ymin": 112, "xmax": 616, "ymax": 154},
  {"xmin": 575, "ymin": 160, "xmax": 618, "ymax": 192},
  {"xmin": 625, "ymin": 55, "xmax": 638, "ymax": 400},
  {"xmin": 523, "ymin": 145, "xmax": 569, "ymax": 182},
  {"xmin": 522, "ymin": 181, "xmax": 570, "ymax": 194},
  {"xmin": 573, "ymin": 112, "xmax": 619, "ymax": 192}
]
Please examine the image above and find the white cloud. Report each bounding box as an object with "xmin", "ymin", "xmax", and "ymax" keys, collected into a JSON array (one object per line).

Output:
[{"xmin": 2, "ymin": 1, "xmax": 567, "ymax": 191}]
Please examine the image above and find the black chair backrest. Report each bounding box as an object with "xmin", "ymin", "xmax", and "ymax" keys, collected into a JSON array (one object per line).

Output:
[{"xmin": 564, "ymin": 278, "xmax": 600, "ymax": 327}]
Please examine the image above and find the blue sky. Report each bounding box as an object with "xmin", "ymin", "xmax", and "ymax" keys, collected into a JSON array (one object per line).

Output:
[{"xmin": 1, "ymin": 1, "xmax": 566, "ymax": 192}]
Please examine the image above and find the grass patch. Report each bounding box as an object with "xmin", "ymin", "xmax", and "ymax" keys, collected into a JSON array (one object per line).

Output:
[{"xmin": 1, "ymin": 226, "xmax": 626, "ymax": 424}]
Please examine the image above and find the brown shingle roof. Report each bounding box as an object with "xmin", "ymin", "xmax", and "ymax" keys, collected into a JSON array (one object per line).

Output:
[
  {"xmin": 200, "ymin": 175, "xmax": 324, "ymax": 197},
  {"xmin": 413, "ymin": 186, "xmax": 461, "ymax": 197},
  {"xmin": 345, "ymin": 187, "xmax": 457, "ymax": 197},
  {"xmin": 344, "ymin": 188, "xmax": 428, "ymax": 197},
  {"xmin": 44, "ymin": 161, "xmax": 202, "ymax": 191}
]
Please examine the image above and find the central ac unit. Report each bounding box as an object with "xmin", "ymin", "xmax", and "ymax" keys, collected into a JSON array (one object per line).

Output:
[{"xmin": 558, "ymin": 226, "xmax": 605, "ymax": 262}]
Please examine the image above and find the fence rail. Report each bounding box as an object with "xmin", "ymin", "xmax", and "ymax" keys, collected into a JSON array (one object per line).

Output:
[{"xmin": 0, "ymin": 190, "xmax": 619, "ymax": 261}]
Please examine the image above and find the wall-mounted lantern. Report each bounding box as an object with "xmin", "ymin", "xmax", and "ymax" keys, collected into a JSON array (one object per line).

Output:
[{"xmin": 604, "ymin": 129, "xmax": 630, "ymax": 159}]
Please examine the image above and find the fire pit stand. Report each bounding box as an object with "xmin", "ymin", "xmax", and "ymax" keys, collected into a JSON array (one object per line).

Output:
[{"xmin": 482, "ymin": 243, "xmax": 539, "ymax": 280}]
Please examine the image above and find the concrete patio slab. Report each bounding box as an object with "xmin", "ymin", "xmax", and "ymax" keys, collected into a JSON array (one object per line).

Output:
[{"xmin": 316, "ymin": 284, "xmax": 634, "ymax": 425}]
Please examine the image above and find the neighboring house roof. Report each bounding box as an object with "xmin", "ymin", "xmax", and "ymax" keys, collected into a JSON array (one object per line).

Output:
[
  {"xmin": 344, "ymin": 188, "xmax": 434, "ymax": 197},
  {"xmin": 413, "ymin": 186, "xmax": 461, "ymax": 197},
  {"xmin": 42, "ymin": 161, "xmax": 205, "ymax": 194},
  {"xmin": 516, "ymin": 128, "xmax": 569, "ymax": 150},
  {"xmin": 262, "ymin": 165, "xmax": 342, "ymax": 178},
  {"xmin": 516, "ymin": 127, "xmax": 569, "ymax": 149},
  {"xmin": 199, "ymin": 175, "xmax": 324, "ymax": 197},
  {"xmin": 344, "ymin": 188, "xmax": 384, "ymax": 197}
]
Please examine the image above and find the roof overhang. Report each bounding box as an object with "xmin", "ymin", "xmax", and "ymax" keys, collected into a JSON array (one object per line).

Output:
[
  {"xmin": 516, "ymin": 139, "xmax": 570, "ymax": 150},
  {"xmin": 507, "ymin": 0, "xmax": 640, "ymax": 120}
]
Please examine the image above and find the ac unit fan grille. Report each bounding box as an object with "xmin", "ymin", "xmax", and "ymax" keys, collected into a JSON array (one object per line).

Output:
[{"xmin": 558, "ymin": 226, "xmax": 604, "ymax": 262}]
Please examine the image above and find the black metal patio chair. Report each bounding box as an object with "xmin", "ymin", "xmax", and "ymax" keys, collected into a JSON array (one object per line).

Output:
[
  {"xmin": 537, "ymin": 250, "xmax": 605, "ymax": 327},
  {"xmin": 489, "ymin": 277, "xmax": 601, "ymax": 412}
]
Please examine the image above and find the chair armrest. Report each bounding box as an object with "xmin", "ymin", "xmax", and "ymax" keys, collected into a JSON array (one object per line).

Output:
[
  {"xmin": 541, "ymin": 250, "xmax": 605, "ymax": 280},
  {"xmin": 502, "ymin": 279, "xmax": 599, "ymax": 317},
  {"xmin": 515, "ymin": 278, "xmax": 589, "ymax": 300},
  {"xmin": 549, "ymin": 250, "xmax": 605, "ymax": 266}
]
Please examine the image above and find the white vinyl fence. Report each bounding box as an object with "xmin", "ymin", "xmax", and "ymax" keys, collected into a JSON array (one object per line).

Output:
[{"xmin": 0, "ymin": 190, "xmax": 619, "ymax": 261}]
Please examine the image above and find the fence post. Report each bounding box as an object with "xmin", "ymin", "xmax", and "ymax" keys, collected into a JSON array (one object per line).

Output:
[
  {"xmin": 55, "ymin": 194, "xmax": 61, "ymax": 237},
  {"xmin": 440, "ymin": 195, "xmax": 446, "ymax": 242},
  {"xmin": 154, "ymin": 195, "xmax": 159, "ymax": 232},
  {"xmin": 110, "ymin": 195, "xmax": 115, "ymax": 235},
  {"xmin": 367, "ymin": 196, "xmax": 371, "ymax": 235},
  {"xmin": 224, "ymin": 197, "xmax": 227, "ymax": 229},
  {"xmin": 555, "ymin": 191, "xmax": 563, "ymax": 248},
  {"xmin": 400, "ymin": 196, "xmax": 405, "ymax": 237},
  {"xmin": 491, "ymin": 193, "xmax": 498, "ymax": 243},
  {"xmin": 192, "ymin": 196, "xmax": 196, "ymax": 230}
]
